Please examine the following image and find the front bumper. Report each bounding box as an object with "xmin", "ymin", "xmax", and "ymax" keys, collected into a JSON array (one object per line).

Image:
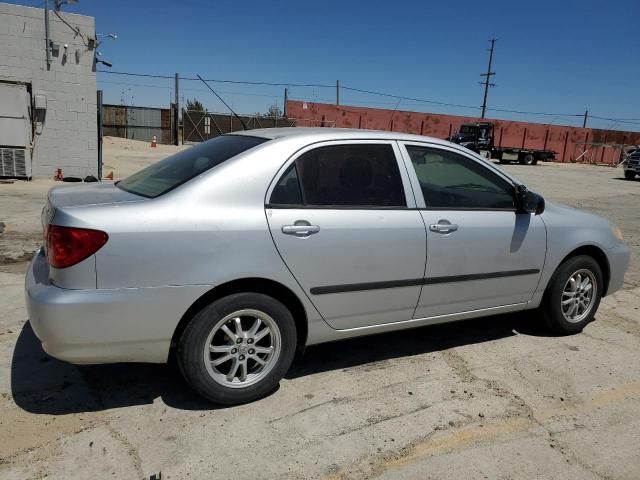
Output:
[
  {"xmin": 606, "ymin": 242, "xmax": 630, "ymax": 295},
  {"xmin": 625, "ymin": 161, "xmax": 640, "ymax": 173},
  {"xmin": 25, "ymin": 248, "xmax": 210, "ymax": 364}
]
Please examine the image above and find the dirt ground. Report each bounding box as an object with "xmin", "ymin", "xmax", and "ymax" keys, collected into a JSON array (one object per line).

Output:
[
  {"xmin": 0, "ymin": 137, "xmax": 639, "ymax": 479},
  {"xmin": 0, "ymin": 137, "xmax": 188, "ymax": 270}
]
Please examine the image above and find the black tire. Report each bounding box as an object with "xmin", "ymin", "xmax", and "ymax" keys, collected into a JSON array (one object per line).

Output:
[
  {"xmin": 177, "ymin": 293, "xmax": 297, "ymax": 405},
  {"xmin": 542, "ymin": 255, "xmax": 603, "ymax": 335},
  {"xmin": 521, "ymin": 153, "xmax": 535, "ymax": 165},
  {"xmin": 624, "ymin": 170, "xmax": 636, "ymax": 180}
]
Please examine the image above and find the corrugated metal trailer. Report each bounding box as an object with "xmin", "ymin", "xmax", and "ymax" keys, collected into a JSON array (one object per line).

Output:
[{"xmin": 287, "ymin": 100, "xmax": 640, "ymax": 165}]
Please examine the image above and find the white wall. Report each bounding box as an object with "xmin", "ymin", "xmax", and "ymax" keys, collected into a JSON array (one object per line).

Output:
[{"xmin": 0, "ymin": 2, "xmax": 97, "ymax": 178}]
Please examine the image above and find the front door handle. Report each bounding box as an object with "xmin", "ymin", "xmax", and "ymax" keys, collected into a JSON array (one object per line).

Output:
[
  {"xmin": 282, "ymin": 221, "xmax": 320, "ymax": 237},
  {"xmin": 429, "ymin": 221, "xmax": 458, "ymax": 234}
]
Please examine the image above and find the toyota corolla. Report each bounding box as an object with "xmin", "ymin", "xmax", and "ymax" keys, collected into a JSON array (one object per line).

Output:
[{"xmin": 26, "ymin": 128, "xmax": 630, "ymax": 404}]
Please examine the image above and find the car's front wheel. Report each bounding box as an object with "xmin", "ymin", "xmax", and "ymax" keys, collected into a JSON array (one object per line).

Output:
[
  {"xmin": 177, "ymin": 293, "xmax": 297, "ymax": 405},
  {"xmin": 542, "ymin": 255, "xmax": 603, "ymax": 335}
]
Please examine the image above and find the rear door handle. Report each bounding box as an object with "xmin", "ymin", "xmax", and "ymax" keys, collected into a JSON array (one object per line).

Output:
[
  {"xmin": 282, "ymin": 222, "xmax": 320, "ymax": 236},
  {"xmin": 429, "ymin": 222, "xmax": 458, "ymax": 234}
]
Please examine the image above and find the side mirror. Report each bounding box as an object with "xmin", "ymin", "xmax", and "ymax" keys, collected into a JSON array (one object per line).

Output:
[{"xmin": 514, "ymin": 185, "xmax": 545, "ymax": 215}]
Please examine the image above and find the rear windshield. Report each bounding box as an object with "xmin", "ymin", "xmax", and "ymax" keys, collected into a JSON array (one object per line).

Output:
[{"xmin": 116, "ymin": 134, "xmax": 269, "ymax": 198}]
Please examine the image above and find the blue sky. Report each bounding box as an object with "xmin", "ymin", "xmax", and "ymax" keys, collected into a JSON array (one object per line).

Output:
[{"xmin": 10, "ymin": 0, "xmax": 640, "ymax": 130}]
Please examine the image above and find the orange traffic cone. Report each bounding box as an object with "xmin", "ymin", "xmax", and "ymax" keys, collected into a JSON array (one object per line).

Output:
[
  {"xmin": 105, "ymin": 171, "xmax": 114, "ymax": 180},
  {"xmin": 151, "ymin": 135, "xmax": 157, "ymax": 148}
]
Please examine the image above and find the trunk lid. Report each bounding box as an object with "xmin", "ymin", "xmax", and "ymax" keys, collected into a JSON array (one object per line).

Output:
[
  {"xmin": 47, "ymin": 182, "xmax": 144, "ymax": 209},
  {"xmin": 41, "ymin": 183, "xmax": 142, "ymax": 289},
  {"xmin": 42, "ymin": 182, "xmax": 144, "ymax": 244}
]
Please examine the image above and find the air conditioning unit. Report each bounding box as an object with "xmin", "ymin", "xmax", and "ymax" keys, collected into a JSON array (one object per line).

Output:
[{"xmin": 0, "ymin": 147, "xmax": 31, "ymax": 178}]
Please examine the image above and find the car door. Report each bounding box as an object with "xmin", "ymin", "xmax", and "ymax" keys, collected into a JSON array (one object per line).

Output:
[
  {"xmin": 266, "ymin": 140, "xmax": 427, "ymax": 329},
  {"xmin": 399, "ymin": 142, "xmax": 546, "ymax": 319}
]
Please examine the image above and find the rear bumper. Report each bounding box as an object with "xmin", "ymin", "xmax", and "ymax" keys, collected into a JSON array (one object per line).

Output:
[
  {"xmin": 25, "ymin": 247, "xmax": 210, "ymax": 364},
  {"xmin": 606, "ymin": 242, "xmax": 630, "ymax": 295}
]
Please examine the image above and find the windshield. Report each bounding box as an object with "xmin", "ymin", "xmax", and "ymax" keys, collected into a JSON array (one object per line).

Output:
[
  {"xmin": 116, "ymin": 135, "xmax": 269, "ymax": 198},
  {"xmin": 459, "ymin": 125, "xmax": 477, "ymax": 134}
]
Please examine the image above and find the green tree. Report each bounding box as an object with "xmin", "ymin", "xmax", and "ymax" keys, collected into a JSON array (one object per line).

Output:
[
  {"xmin": 186, "ymin": 98, "xmax": 205, "ymax": 112},
  {"xmin": 267, "ymin": 104, "xmax": 282, "ymax": 119}
]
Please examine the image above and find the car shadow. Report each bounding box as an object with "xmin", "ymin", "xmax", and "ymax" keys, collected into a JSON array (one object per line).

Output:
[
  {"xmin": 11, "ymin": 311, "xmax": 552, "ymax": 414},
  {"xmin": 287, "ymin": 310, "xmax": 552, "ymax": 379},
  {"xmin": 11, "ymin": 322, "xmax": 217, "ymax": 414}
]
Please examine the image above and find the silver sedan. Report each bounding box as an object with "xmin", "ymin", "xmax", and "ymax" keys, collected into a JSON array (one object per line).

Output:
[{"xmin": 26, "ymin": 128, "xmax": 630, "ymax": 404}]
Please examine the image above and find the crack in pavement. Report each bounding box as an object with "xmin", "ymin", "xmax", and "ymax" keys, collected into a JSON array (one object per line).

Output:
[
  {"xmin": 452, "ymin": 351, "xmax": 612, "ymax": 480},
  {"xmin": 439, "ymin": 350, "xmax": 476, "ymax": 383},
  {"xmin": 268, "ymin": 396, "xmax": 357, "ymax": 424},
  {"xmin": 597, "ymin": 307, "xmax": 640, "ymax": 338},
  {"xmin": 324, "ymin": 381, "xmax": 640, "ymax": 480},
  {"xmin": 333, "ymin": 403, "xmax": 433, "ymax": 438},
  {"xmin": 580, "ymin": 330, "xmax": 637, "ymax": 352},
  {"xmin": 321, "ymin": 343, "xmax": 640, "ymax": 480},
  {"xmin": 76, "ymin": 368, "xmax": 145, "ymax": 479},
  {"xmin": 105, "ymin": 423, "xmax": 145, "ymax": 480}
]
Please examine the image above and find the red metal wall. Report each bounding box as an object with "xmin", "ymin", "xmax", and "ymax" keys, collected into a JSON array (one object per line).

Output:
[{"xmin": 286, "ymin": 100, "xmax": 640, "ymax": 164}]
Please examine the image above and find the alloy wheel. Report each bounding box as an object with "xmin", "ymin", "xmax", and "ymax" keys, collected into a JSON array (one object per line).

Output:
[
  {"xmin": 203, "ymin": 309, "xmax": 281, "ymax": 388},
  {"xmin": 561, "ymin": 269, "xmax": 597, "ymax": 323}
]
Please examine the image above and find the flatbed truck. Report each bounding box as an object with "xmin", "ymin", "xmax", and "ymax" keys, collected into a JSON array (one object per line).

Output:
[{"xmin": 448, "ymin": 122, "xmax": 556, "ymax": 165}]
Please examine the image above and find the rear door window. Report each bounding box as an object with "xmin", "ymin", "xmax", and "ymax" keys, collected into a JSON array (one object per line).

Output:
[
  {"xmin": 269, "ymin": 143, "xmax": 407, "ymax": 208},
  {"xmin": 117, "ymin": 134, "xmax": 268, "ymax": 198}
]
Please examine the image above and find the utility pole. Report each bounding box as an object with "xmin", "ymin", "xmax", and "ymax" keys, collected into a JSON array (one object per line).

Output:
[
  {"xmin": 283, "ymin": 87, "xmax": 288, "ymax": 117},
  {"xmin": 174, "ymin": 73, "xmax": 179, "ymax": 145},
  {"xmin": 480, "ymin": 38, "xmax": 497, "ymax": 119},
  {"xmin": 97, "ymin": 90, "xmax": 103, "ymax": 180},
  {"xmin": 336, "ymin": 80, "xmax": 340, "ymax": 106},
  {"xmin": 582, "ymin": 109, "xmax": 588, "ymax": 128}
]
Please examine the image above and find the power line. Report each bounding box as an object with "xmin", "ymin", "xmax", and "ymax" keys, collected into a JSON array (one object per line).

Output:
[
  {"xmin": 182, "ymin": 76, "xmax": 332, "ymax": 88},
  {"xmin": 96, "ymin": 69, "xmax": 640, "ymax": 127},
  {"xmin": 340, "ymin": 86, "xmax": 584, "ymax": 118},
  {"xmin": 341, "ymin": 86, "xmax": 481, "ymax": 110},
  {"xmin": 97, "ymin": 79, "xmax": 283, "ymax": 99},
  {"xmin": 98, "ymin": 70, "xmax": 174, "ymax": 79},
  {"xmin": 592, "ymin": 116, "xmax": 640, "ymax": 121},
  {"xmin": 487, "ymin": 107, "xmax": 581, "ymax": 117},
  {"xmin": 52, "ymin": 8, "xmax": 90, "ymax": 46},
  {"xmin": 589, "ymin": 115, "xmax": 640, "ymax": 125},
  {"xmin": 97, "ymin": 70, "xmax": 334, "ymax": 88}
]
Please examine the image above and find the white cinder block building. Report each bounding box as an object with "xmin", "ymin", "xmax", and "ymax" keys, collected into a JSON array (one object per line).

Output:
[{"xmin": 0, "ymin": 2, "xmax": 97, "ymax": 179}]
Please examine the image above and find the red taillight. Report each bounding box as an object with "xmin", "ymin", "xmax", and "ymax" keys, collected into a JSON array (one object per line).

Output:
[{"xmin": 46, "ymin": 225, "xmax": 108, "ymax": 269}]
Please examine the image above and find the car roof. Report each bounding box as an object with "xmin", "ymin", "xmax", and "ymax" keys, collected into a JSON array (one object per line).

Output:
[
  {"xmin": 231, "ymin": 127, "xmax": 521, "ymax": 186},
  {"xmin": 232, "ymin": 127, "xmax": 451, "ymax": 145}
]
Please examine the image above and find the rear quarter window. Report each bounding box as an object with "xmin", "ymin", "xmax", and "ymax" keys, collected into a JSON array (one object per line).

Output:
[{"xmin": 117, "ymin": 135, "xmax": 268, "ymax": 198}]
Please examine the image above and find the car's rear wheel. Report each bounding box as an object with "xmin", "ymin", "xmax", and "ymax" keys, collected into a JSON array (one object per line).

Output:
[
  {"xmin": 542, "ymin": 255, "xmax": 603, "ymax": 335},
  {"xmin": 177, "ymin": 293, "xmax": 297, "ymax": 405},
  {"xmin": 624, "ymin": 170, "xmax": 636, "ymax": 180}
]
